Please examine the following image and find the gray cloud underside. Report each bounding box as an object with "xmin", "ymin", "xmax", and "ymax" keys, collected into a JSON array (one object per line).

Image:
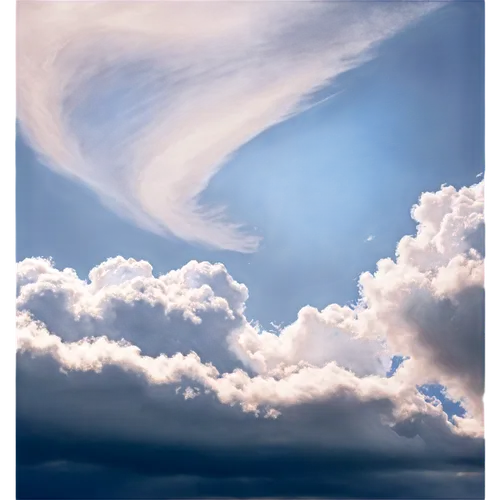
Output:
[{"xmin": 17, "ymin": 181, "xmax": 484, "ymax": 498}]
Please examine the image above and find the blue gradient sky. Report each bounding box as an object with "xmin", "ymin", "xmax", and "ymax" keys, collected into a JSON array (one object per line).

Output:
[{"xmin": 13, "ymin": 4, "xmax": 488, "ymax": 498}]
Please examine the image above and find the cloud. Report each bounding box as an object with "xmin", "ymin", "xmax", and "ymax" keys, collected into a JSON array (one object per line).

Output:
[
  {"xmin": 358, "ymin": 182, "xmax": 485, "ymax": 420},
  {"xmin": 16, "ymin": 181, "xmax": 484, "ymax": 497},
  {"xmin": 17, "ymin": 1, "xmax": 436, "ymax": 252}
]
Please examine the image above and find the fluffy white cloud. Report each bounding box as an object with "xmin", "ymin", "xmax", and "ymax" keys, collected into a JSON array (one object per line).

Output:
[
  {"xmin": 358, "ymin": 182, "xmax": 485, "ymax": 420},
  {"xmin": 229, "ymin": 307, "xmax": 391, "ymax": 378},
  {"xmin": 16, "ymin": 181, "xmax": 485, "ymax": 497},
  {"xmin": 17, "ymin": 256, "xmax": 248, "ymax": 371},
  {"xmin": 16, "ymin": 1, "xmax": 437, "ymax": 252}
]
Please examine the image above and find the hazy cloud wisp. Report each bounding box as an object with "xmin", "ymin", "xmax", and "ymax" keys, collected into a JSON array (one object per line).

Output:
[{"xmin": 17, "ymin": 1, "xmax": 436, "ymax": 252}]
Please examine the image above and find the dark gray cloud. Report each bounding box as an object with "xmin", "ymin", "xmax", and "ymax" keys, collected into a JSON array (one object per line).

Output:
[{"xmin": 17, "ymin": 348, "xmax": 484, "ymax": 499}]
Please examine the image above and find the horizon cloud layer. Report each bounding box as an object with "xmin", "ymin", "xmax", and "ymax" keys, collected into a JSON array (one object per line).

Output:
[{"xmin": 16, "ymin": 180, "xmax": 485, "ymax": 498}]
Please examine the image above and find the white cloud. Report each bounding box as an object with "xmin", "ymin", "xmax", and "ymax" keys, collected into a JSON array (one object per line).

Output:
[
  {"xmin": 17, "ymin": 1, "xmax": 437, "ymax": 252},
  {"xmin": 358, "ymin": 182, "xmax": 485, "ymax": 419}
]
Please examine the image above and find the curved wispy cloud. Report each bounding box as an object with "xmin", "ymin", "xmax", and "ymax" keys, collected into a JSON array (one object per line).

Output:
[{"xmin": 17, "ymin": 1, "xmax": 436, "ymax": 251}]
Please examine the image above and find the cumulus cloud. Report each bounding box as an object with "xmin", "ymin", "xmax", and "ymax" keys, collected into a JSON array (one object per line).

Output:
[
  {"xmin": 16, "ymin": 1, "xmax": 437, "ymax": 252},
  {"xmin": 16, "ymin": 181, "xmax": 484, "ymax": 497},
  {"xmin": 358, "ymin": 182, "xmax": 485, "ymax": 420}
]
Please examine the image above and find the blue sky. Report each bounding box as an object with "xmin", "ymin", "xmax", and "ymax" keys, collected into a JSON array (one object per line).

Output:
[
  {"xmin": 15, "ymin": 2, "xmax": 485, "ymax": 498},
  {"xmin": 17, "ymin": 1, "xmax": 483, "ymax": 328}
]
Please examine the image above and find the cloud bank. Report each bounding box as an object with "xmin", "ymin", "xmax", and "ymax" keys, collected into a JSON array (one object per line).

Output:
[
  {"xmin": 17, "ymin": 181, "xmax": 484, "ymax": 498},
  {"xmin": 17, "ymin": 1, "xmax": 436, "ymax": 252}
]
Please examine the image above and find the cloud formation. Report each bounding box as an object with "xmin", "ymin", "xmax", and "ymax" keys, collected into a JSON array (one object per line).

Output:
[
  {"xmin": 359, "ymin": 182, "xmax": 485, "ymax": 420},
  {"xmin": 16, "ymin": 181, "xmax": 485, "ymax": 498},
  {"xmin": 17, "ymin": 1, "xmax": 436, "ymax": 252}
]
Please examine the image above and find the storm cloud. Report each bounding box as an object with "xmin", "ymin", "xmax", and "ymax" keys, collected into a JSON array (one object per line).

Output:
[{"xmin": 17, "ymin": 181, "xmax": 484, "ymax": 498}]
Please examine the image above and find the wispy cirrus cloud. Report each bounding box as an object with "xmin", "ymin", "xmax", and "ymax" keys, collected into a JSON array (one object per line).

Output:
[{"xmin": 17, "ymin": 1, "xmax": 437, "ymax": 252}]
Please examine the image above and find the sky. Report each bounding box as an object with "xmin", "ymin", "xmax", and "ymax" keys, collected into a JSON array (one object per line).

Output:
[{"xmin": 16, "ymin": 1, "xmax": 485, "ymax": 499}]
